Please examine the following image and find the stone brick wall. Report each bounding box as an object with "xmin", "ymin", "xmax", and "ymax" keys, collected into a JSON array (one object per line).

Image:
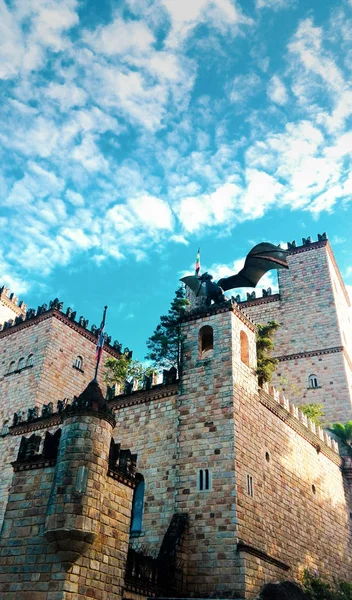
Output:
[
  {"xmin": 1, "ymin": 300, "xmax": 352, "ymax": 599},
  {"xmin": 243, "ymin": 241, "xmax": 352, "ymax": 423},
  {"xmin": 174, "ymin": 307, "xmax": 251, "ymax": 598},
  {"xmin": 112, "ymin": 386, "xmax": 178, "ymax": 554},
  {"xmin": 0, "ymin": 286, "xmax": 26, "ymax": 327},
  {"xmin": 233, "ymin": 380, "xmax": 352, "ymax": 598},
  {"xmin": 0, "ymin": 413, "xmax": 134, "ymax": 600},
  {"xmin": 0, "ymin": 312, "xmax": 115, "ymax": 427}
]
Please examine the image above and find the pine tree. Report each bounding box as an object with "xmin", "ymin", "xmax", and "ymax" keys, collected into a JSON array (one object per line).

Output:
[
  {"xmin": 256, "ymin": 320, "xmax": 280, "ymax": 386},
  {"xmin": 145, "ymin": 286, "xmax": 189, "ymax": 374}
]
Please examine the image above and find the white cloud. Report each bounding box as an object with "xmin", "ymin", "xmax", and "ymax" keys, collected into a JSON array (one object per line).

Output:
[
  {"xmin": 170, "ymin": 235, "xmax": 189, "ymax": 245},
  {"xmin": 176, "ymin": 182, "xmax": 242, "ymax": 233},
  {"xmin": 1, "ymin": 2, "xmax": 351, "ymax": 292},
  {"xmin": 71, "ymin": 135, "xmax": 109, "ymax": 172},
  {"xmin": 0, "ymin": 0, "xmax": 78, "ymax": 78},
  {"xmin": 230, "ymin": 73, "xmax": 261, "ymax": 105},
  {"xmin": 45, "ymin": 82, "xmax": 87, "ymax": 111},
  {"xmin": 161, "ymin": 0, "xmax": 251, "ymax": 46},
  {"xmin": 267, "ymin": 75, "xmax": 288, "ymax": 105},
  {"xmin": 0, "ymin": 250, "xmax": 29, "ymax": 295},
  {"xmin": 256, "ymin": 0, "xmax": 294, "ymax": 9},
  {"xmin": 289, "ymin": 18, "xmax": 345, "ymax": 96},
  {"xmin": 129, "ymin": 196, "xmax": 174, "ymax": 230},
  {"xmin": 242, "ymin": 170, "xmax": 283, "ymax": 218},
  {"xmin": 85, "ymin": 17, "xmax": 154, "ymax": 57},
  {"xmin": 66, "ymin": 190, "xmax": 85, "ymax": 207}
]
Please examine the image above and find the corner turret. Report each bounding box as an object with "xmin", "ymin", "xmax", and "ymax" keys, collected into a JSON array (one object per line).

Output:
[{"xmin": 44, "ymin": 381, "xmax": 119, "ymax": 568}]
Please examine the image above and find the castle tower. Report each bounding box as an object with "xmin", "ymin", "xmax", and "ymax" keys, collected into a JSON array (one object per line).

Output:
[
  {"xmin": 243, "ymin": 236, "xmax": 352, "ymax": 424},
  {"xmin": 0, "ymin": 380, "xmax": 137, "ymax": 600},
  {"xmin": 44, "ymin": 381, "xmax": 117, "ymax": 568},
  {"xmin": 0, "ymin": 304, "xmax": 122, "ymax": 427},
  {"xmin": 177, "ymin": 297, "xmax": 352, "ymax": 599},
  {"xmin": 177, "ymin": 301, "xmax": 257, "ymax": 598},
  {"xmin": 0, "ymin": 286, "xmax": 26, "ymax": 327}
]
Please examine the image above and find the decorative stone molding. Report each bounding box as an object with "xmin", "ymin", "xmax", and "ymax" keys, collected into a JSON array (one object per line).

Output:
[
  {"xmin": 276, "ymin": 346, "xmax": 344, "ymax": 363},
  {"xmin": 240, "ymin": 293, "xmax": 280, "ymax": 307},
  {"xmin": 0, "ymin": 308, "xmax": 125, "ymax": 358},
  {"xmin": 237, "ymin": 541, "xmax": 290, "ymax": 571},
  {"xmin": 110, "ymin": 382, "xmax": 179, "ymax": 410}
]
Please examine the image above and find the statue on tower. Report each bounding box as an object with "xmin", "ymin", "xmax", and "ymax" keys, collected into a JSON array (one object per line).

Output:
[{"xmin": 180, "ymin": 242, "xmax": 289, "ymax": 307}]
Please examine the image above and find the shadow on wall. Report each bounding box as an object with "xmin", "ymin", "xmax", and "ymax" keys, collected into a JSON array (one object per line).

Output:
[
  {"xmin": 255, "ymin": 581, "xmax": 308, "ymax": 599},
  {"xmin": 234, "ymin": 381, "xmax": 352, "ymax": 597}
]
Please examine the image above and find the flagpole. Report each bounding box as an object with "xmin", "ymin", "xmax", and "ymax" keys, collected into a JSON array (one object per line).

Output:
[
  {"xmin": 195, "ymin": 248, "xmax": 200, "ymax": 276},
  {"xmin": 94, "ymin": 305, "xmax": 108, "ymax": 381}
]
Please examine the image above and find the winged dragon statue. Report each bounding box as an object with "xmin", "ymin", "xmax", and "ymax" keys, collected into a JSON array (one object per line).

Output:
[{"xmin": 180, "ymin": 242, "xmax": 289, "ymax": 307}]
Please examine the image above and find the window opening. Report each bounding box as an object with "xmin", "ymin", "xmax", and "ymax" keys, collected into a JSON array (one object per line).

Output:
[
  {"xmin": 8, "ymin": 361, "xmax": 16, "ymax": 373},
  {"xmin": 26, "ymin": 354, "xmax": 33, "ymax": 367},
  {"xmin": 240, "ymin": 331, "xmax": 249, "ymax": 366},
  {"xmin": 308, "ymin": 374, "xmax": 319, "ymax": 388},
  {"xmin": 198, "ymin": 468, "xmax": 211, "ymax": 491},
  {"xmin": 17, "ymin": 357, "xmax": 24, "ymax": 371},
  {"xmin": 74, "ymin": 356, "xmax": 83, "ymax": 370},
  {"xmin": 198, "ymin": 326, "xmax": 214, "ymax": 356},
  {"xmin": 247, "ymin": 474, "xmax": 254, "ymax": 497},
  {"xmin": 131, "ymin": 475, "xmax": 145, "ymax": 535}
]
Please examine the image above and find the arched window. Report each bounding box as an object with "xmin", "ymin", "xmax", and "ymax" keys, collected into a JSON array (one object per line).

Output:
[
  {"xmin": 17, "ymin": 357, "xmax": 24, "ymax": 371},
  {"xmin": 26, "ymin": 354, "xmax": 33, "ymax": 367},
  {"xmin": 198, "ymin": 326, "xmax": 214, "ymax": 357},
  {"xmin": 130, "ymin": 475, "xmax": 145, "ymax": 536},
  {"xmin": 8, "ymin": 361, "xmax": 16, "ymax": 373},
  {"xmin": 308, "ymin": 374, "xmax": 319, "ymax": 388},
  {"xmin": 74, "ymin": 356, "xmax": 83, "ymax": 370},
  {"xmin": 240, "ymin": 330, "xmax": 249, "ymax": 366}
]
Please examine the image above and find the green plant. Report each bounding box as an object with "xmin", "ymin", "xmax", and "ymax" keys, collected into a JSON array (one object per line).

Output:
[
  {"xmin": 104, "ymin": 355, "xmax": 153, "ymax": 388},
  {"xmin": 277, "ymin": 374, "xmax": 301, "ymax": 396},
  {"xmin": 145, "ymin": 286, "xmax": 189, "ymax": 374},
  {"xmin": 302, "ymin": 569, "xmax": 352, "ymax": 600},
  {"xmin": 256, "ymin": 320, "xmax": 280, "ymax": 386},
  {"xmin": 328, "ymin": 422, "xmax": 352, "ymax": 458},
  {"xmin": 298, "ymin": 403, "xmax": 326, "ymax": 427}
]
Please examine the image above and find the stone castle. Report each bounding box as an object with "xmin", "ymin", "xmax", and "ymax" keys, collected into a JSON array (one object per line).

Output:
[{"xmin": 0, "ymin": 233, "xmax": 352, "ymax": 599}]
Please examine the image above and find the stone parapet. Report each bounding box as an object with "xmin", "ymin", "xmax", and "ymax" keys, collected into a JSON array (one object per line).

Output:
[
  {"xmin": 260, "ymin": 383, "xmax": 340, "ymax": 462},
  {"xmin": 0, "ymin": 285, "xmax": 27, "ymax": 319}
]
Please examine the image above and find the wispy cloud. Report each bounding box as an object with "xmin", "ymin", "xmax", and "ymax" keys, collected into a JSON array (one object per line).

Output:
[{"xmin": 0, "ymin": 0, "xmax": 351, "ymax": 299}]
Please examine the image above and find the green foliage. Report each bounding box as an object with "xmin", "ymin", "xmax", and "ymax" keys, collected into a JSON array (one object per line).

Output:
[
  {"xmin": 298, "ymin": 403, "xmax": 326, "ymax": 427},
  {"xmin": 277, "ymin": 374, "xmax": 301, "ymax": 396},
  {"xmin": 328, "ymin": 421, "xmax": 352, "ymax": 458},
  {"xmin": 104, "ymin": 355, "xmax": 153, "ymax": 388},
  {"xmin": 302, "ymin": 569, "xmax": 352, "ymax": 600},
  {"xmin": 145, "ymin": 286, "xmax": 189, "ymax": 374},
  {"xmin": 256, "ymin": 320, "xmax": 280, "ymax": 386}
]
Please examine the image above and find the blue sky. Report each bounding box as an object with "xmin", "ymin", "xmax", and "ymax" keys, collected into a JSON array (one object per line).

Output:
[{"xmin": 1, "ymin": 0, "xmax": 352, "ymax": 361}]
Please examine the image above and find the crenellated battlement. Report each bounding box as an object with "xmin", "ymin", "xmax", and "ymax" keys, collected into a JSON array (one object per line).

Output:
[
  {"xmin": 261, "ymin": 382, "xmax": 340, "ymax": 456},
  {"xmin": 237, "ymin": 233, "xmax": 328, "ymax": 304},
  {"xmin": 0, "ymin": 295, "xmax": 131, "ymax": 358},
  {"xmin": 0, "ymin": 285, "xmax": 27, "ymax": 322}
]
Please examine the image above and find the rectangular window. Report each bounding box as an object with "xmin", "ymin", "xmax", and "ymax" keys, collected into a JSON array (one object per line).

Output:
[
  {"xmin": 76, "ymin": 466, "xmax": 88, "ymax": 493},
  {"xmin": 247, "ymin": 474, "xmax": 254, "ymax": 497},
  {"xmin": 198, "ymin": 468, "xmax": 211, "ymax": 491}
]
